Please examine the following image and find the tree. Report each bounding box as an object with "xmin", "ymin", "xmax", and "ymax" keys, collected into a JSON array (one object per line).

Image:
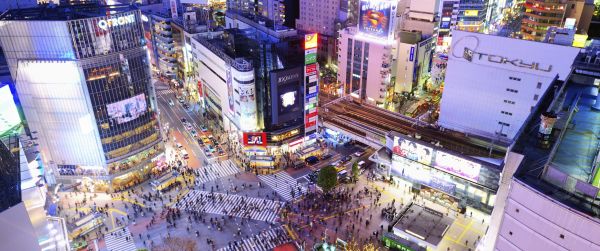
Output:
[
  {"xmin": 352, "ymin": 161, "xmax": 359, "ymax": 182},
  {"xmin": 317, "ymin": 165, "xmax": 338, "ymax": 193}
]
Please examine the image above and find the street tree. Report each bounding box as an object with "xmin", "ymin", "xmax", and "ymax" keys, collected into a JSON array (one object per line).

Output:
[
  {"xmin": 317, "ymin": 165, "xmax": 338, "ymax": 193},
  {"xmin": 352, "ymin": 161, "xmax": 359, "ymax": 182}
]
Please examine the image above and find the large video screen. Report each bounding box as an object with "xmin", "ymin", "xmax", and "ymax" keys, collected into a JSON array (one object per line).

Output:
[
  {"xmin": 106, "ymin": 94, "xmax": 147, "ymax": 124},
  {"xmin": 243, "ymin": 132, "xmax": 267, "ymax": 147},
  {"xmin": 270, "ymin": 68, "xmax": 304, "ymax": 125},
  {"xmin": 433, "ymin": 150, "xmax": 481, "ymax": 183},
  {"xmin": 0, "ymin": 85, "xmax": 21, "ymax": 135},
  {"xmin": 392, "ymin": 136, "xmax": 433, "ymax": 166},
  {"xmin": 359, "ymin": 0, "xmax": 394, "ymax": 38}
]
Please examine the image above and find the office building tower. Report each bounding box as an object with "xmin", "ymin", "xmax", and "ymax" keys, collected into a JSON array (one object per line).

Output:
[{"xmin": 0, "ymin": 4, "xmax": 164, "ymax": 191}]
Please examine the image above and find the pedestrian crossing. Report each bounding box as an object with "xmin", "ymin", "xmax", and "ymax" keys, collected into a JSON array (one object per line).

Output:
[
  {"xmin": 194, "ymin": 160, "xmax": 241, "ymax": 185},
  {"xmin": 217, "ymin": 226, "xmax": 292, "ymax": 251},
  {"xmin": 258, "ymin": 172, "xmax": 307, "ymax": 201},
  {"xmin": 156, "ymin": 89, "xmax": 176, "ymax": 96},
  {"xmin": 104, "ymin": 227, "xmax": 137, "ymax": 251},
  {"xmin": 176, "ymin": 190, "xmax": 283, "ymax": 223}
]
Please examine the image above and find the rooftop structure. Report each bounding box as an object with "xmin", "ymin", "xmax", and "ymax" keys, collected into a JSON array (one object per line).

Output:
[{"xmin": 0, "ymin": 3, "xmax": 137, "ymax": 21}]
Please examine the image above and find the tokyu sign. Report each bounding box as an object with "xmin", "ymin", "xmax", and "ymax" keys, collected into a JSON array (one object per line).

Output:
[{"xmin": 98, "ymin": 15, "xmax": 135, "ymax": 30}]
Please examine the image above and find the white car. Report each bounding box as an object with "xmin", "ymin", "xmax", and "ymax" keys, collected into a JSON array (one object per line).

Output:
[{"xmin": 168, "ymin": 99, "xmax": 174, "ymax": 106}]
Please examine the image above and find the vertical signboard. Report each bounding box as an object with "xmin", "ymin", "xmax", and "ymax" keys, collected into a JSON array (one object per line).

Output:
[
  {"xmin": 304, "ymin": 34, "xmax": 319, "ymax": 136},
  {"xmin": 170, "ymin": 0, "xmax": 179, "ymax": 19}
]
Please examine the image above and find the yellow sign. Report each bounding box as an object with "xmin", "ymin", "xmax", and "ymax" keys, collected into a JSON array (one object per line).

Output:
[
  {"xmin": 305, "ymin": 33, "xmax": 318, "ymax": 49},
  {"xmin": 464, "ymin": 10, "xmax": 478, "ymax": 17},
  {"xmin": 573, "ymin": 34, "xmax": 588, "ymax": 48}
]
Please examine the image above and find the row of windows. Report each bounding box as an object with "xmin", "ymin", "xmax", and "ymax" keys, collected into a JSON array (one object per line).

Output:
[
  {"xmin": 506, "ymin": 88, "xmax": 518, "ymax": 93},
  {"xmin": 509, "ymin": 76, "xmax": 521, "ymax": 81},
  {"xmin": 501, "ymin": 111, "xmax": 513, "ymax": 116},
  {"xmin": 504, "ymin": 100, "xmax": 515, "ymax": 105},
  {"xmin": 498, "ymin": 121, "xmax": 510, "ymax": 127}
]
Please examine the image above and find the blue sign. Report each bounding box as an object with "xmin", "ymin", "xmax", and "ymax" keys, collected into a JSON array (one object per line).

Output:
[{"xmin": 409, "ymin": 47, "xmax": 415, "ymax": 62}]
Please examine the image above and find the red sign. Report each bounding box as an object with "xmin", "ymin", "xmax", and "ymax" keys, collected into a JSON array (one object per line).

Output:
[
  {"xmin": 243, "ymin": 132, "xmax": 267, "ymax": 147},
  {"xmin": 197, "ymin": 80, "xmax": 203, "ymax": 97},
  {"xmin": 305, "ymin": 121, "xmax": 317, "ymax": 128},
  {"xmin": 306, "ymin": 64, "xmax": 317, "ymax": 75}
]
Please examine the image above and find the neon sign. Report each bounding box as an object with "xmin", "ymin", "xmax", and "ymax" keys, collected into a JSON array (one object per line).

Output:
[{"xmin": 98, "ymin": 15, "xmax": 135, "ymax": 30}]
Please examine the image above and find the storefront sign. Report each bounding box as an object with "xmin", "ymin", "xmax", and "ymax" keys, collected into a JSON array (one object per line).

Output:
[
  {"xmin": 305, "ymin": 53, "xmax": 317, "ymax": 65},
  {"xmin": 271, "ymin": 129, "xmax": 300, "ymax": 142},
  {"xmin": 98, "ymin": 15, "xmax": 135, "ymax": 30},
  {"xmin": 243, "ymin": 132, "xmax": 267, "ymax": 147}
]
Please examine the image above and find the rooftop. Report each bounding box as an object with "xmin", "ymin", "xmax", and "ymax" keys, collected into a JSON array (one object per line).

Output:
[
  {"xmin": 511, "ymin": 71, "xmax": 600, "ymax": 219},
  {"xmin": 0, "ymin": 4, "xmax": 137, "ymax": 21}
]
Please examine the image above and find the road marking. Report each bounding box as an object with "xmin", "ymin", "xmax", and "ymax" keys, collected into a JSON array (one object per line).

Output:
[
  {"xmin": 112, "ymin": 196, "xmax": 146, "ymax": 208},
  {"xmin": 456, "ymin": 219, "xmax": 473, "ymax": 242}
]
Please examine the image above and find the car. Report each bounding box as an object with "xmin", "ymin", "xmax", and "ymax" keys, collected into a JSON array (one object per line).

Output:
[
  {"xmin": 340, "ymin": 155, "xmax": 352, "ymax": 164},
  {"xmin": 218, "ymin": 150, "xmax": 226, "ymax": 156},
  {"xmin": 168, "ymin": 99, "xmax": 175, "ymax": 106},
  {"xmin": 178, "ymin": 98, "xmax": 185, "ymax": 104},
  {"xmin": 196, "ymin": 139, "xmax": 205, "ymax": 146},
  {"xmin": 354, "ymin": 150, "xmax": 365, "ymax": 157},
  {"xmin": 320, "ymin": 153, "xmax": 333, "ymax": 160},
  {"xmin": 180, "ymin": 118, "xmax": 187, "ymax": 123},
  {"xmin": 181, "ymin": 149, "xmax": 189, "ymax": 159},
  {"xmin": 182, "ymin": 103, "xmax": 190, "ymax": 109},
  {"xmin": 176, "ymin": 143, "xmax": 183, "ymax": 148},
  {"xmin": 305, "ymin": 156, "xmax": 320, "ymax": 165},
  {"xmin": 200, "ymin": 125, "xmax": 208, "ymax": 132}
]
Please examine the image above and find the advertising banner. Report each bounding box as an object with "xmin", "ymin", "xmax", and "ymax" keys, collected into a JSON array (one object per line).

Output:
[
  {"xmin": 106, "ymin": 94, "xmax": 147, "ymax": 124},
  {"xmin": 238, "ymin": 84, "xmax": 257, "ymax": 130},
  {"xmin": 270, "ymin": 68, "xmax": 304, "ymax": 125},
  {"xmin": 359, "ymin": 0, "xmax": 396, "ymax": 38},
  {"xmin": 243, "ymin": 132, "xmax": 267, "ymax": 147},
  {"xmin": 0, "ymin": 84, "xmax": 21, "ymax": 135},
  {"xmin": 433, "ymin": 150, "xmax": 481, "ymax": 183},
  {"xmin": 305, "ymin": 33, "xmax": 318, "ymax": 49},
  {"xmin": 392, "ymin": 136, "xmax": 433, "ymax": 166},
  {"xmin": 306, "ymin": 64, "xmax": 317, "ymax": 75},
  {"xmin": 226, "ymin": 66, "xmax": 234, "ymax": 113},
  {"xmin": 305, "ymin": 53, "xmax": 317, "ymax": 65}
]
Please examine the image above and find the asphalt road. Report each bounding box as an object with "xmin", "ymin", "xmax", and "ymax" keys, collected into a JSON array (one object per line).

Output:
[{"xmin": 154, "ymin": 81, "xmax": 214, "ymax": 166}]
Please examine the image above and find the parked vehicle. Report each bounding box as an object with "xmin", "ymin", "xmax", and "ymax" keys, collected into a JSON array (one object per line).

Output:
[{"xmin": 305, "ymin": 156, "xmax": 320, "ymax": 165}]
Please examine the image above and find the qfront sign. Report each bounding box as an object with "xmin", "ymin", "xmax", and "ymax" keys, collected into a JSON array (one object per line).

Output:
[
  {"xmin": 98, "ymin": 15, "xmax": 135, "ymax": 30},
  {"xmin": 463, "ymin": 47, "xmax": 552, "ymax": 72}
]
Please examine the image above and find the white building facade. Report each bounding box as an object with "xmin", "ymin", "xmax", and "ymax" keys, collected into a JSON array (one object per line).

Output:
[{"xmin": 438, "ymin": 31, "xmax": 580, "ymax": 141}]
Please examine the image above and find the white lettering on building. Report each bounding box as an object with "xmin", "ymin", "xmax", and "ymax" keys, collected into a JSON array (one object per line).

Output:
[{"xmin": 98, "ymin": 15, "xmax": 135, "ymax": 31}]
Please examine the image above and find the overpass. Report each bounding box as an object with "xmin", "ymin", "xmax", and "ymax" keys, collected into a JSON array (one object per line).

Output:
[{"xmin": 319, "ymin": 96, "xmax": 507, "ymax": 159}]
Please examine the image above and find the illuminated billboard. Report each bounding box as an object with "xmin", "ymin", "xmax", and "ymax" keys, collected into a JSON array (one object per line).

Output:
[
  {"xmin": 270, "ymin": 67, "xmax": 304, "ymax": 125},
  {"xmin": 0, "ymin": 84, "xmax": 21, "ymax": 135},
  {"xmin": 433, "ymin": 151, "xmax": 481, "ymax": 183},
  {"xmin": 305, "ymin": 33, "xmax": 318, "ymax": 49},
  {"xmin": 392, "ymin": 136, "xmax": 433, "ymax": 166},
  {"xmin": 106, "ymin": 94, "xmax": 147, "ymax": 124},
  {"xmin": 464, "ymin": 10, "xmax": 478, "ymax": 17},
  {"xmin": 359, "ymin": 0, "xmax": 396, "ymax": 39},
  {"xmin": 243, "ymin": 132, "xmax": 267, "ymax": 147}
]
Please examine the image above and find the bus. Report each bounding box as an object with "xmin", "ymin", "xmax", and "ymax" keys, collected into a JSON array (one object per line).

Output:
[
  {"xmin": 69, "ymin": 213, "xmax": 104, "ymax": 239},
  {"xmin": 151, "ymin": 171, "xmax": 183, "ymax": 192}
]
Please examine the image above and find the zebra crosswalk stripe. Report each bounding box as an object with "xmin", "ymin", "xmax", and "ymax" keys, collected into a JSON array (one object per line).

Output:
[
  {"xmin": 216, "ymin": 226, "xmax": 293, "ymax": 251},
  {"xmin": 194, "ymin": 160, "xmax": 241, "ymax": 185},
  {"xmin": 104, "ymin": 227, "xmax": 137, "ymax": 251},
  {"xmin": 258, "ymin": 172, "xmax": 307, "ymax": 201},
  {"xmin": 176, "ymin": 190, "xmax": 283, "ymax": 223}
]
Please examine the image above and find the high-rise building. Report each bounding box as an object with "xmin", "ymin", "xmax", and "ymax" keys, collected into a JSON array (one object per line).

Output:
[
  {"xmin": 520, "ymin": 0, "xmax": 567, "ymax": 41},
  {"xmin": 296, "ymin": 0, "xmax": 341, "ymax": 65},
  {"xmin": 488, "ymin": 47, "xmax": 600, "ymax": 250},
  {"xmin": 438, "ymin": 31, "xmax": 579, "ymax": 141},
  {"xmin": 337, "ymin": 0, "xmax": 398, "ymax": 107},
  {"xmin": 437, "ymin": 0, "xmax": 459, "ymax": 49},
  {"xmin": 0, "ymin": 4, "xmax": 164, "ymax": 191},
  {"xmin": 456, "ymin": 0, "xmax": 489, "ymax": 32},
  {"xmin": 227, "ymin": 0, "xmax": 299, "ymax": 27},
  {"xmin": 189, "ymin": 14, "xmax": 313, "ymax": 155}
]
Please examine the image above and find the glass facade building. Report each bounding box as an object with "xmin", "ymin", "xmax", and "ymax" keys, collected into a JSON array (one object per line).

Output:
[
  {"xmin": 0, "ymin": 5, "xmax": 163, "ymax": 191},
  {"xmin": 0, "ymin": 136, "xmax": 21, "ymax": 213}
]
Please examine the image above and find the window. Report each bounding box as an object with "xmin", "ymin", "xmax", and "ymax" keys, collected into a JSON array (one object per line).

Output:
[
  {"xmin": 560, "ymin": 234, "xmax": 565, "ymax": 239},
  {"xmin": 537, "ymin": 82, "xmax": 542, "ymax": 89},
  {"xmin": 533, "ymin": 94, "xmax": 539, "ymax": 101},
  {"xmin": 509, "ymin": 76, "xmax": 521, "ymax": 81}
]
